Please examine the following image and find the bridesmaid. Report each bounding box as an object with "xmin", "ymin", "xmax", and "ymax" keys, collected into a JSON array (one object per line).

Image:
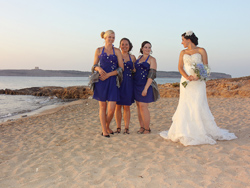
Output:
[
  {"xmin": 134, "ymin": 41, "xmax": 157, "ymax": 134},
  {"xmin": 92, "ymin": 30, "xmax": 124, "ymax": 137},
  {"xmin": 115, "ymin": 38, "xmax": 136, "ymax": 134}
]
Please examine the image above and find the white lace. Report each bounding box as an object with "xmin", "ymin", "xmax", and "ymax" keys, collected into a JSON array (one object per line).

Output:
[{"xmin": 160, "ymin": 54, "xmax": 237, "ymax": 146}]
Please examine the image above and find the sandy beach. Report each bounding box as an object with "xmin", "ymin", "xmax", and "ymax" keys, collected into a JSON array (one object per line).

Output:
[{"xmin": 0, "ymin": 97, "xmax": 250, "ymax": 188}]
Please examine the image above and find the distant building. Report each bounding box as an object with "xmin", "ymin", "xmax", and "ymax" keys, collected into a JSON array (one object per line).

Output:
[{"xmin": 35, "ymin": 67, "xmax": 39, "ymax": 70}]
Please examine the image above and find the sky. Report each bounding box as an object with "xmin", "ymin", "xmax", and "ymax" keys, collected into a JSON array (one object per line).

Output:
[{"xmin": 0, "ymin": 0, "xmax": 249, "ymax": 78}]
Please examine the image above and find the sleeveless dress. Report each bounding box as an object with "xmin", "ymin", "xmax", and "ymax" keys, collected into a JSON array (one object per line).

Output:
[
  {"xmin": 93, "ymin": 47, "xmax": 120, "ymax": 102},
  {"xmin": 117, "ymin": 54, "xmax": 134, "ymax": 106},
  {"xmin": 160, "ymin": 53, "xmax": 237, "ymax": 146},
  {"xmin": 133, "ymin": 55, "xmax": 154, "ymax": 103}
]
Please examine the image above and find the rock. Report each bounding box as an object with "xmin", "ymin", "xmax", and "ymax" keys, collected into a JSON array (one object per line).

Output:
[
  {"xmin": 0, "ymin": 86, "xmax": 93, "ymax": 100},
  {"xmin": 158, "ymin": 76, "xmax": 250, "ymax": 98}
]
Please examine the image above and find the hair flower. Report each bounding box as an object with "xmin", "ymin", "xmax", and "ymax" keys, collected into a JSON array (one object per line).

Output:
[{"xmin": 185, "ymin": 31, "xmax": 193, "ymax": 36}]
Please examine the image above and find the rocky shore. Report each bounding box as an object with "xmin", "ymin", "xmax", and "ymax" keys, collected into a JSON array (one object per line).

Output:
[
  {"xmin": 0, "ymin": 86, "xmax": 93, "ymax": 99},
  {"xmin": 1, "ymin": 76, "xmax": 249, "ymax": 99},
  {"xmin": 159, "ymin": 76, "xmax": 250, "ymax": 98}
]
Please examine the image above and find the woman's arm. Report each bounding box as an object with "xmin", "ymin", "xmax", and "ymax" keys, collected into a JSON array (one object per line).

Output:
[
  {"xmin": 131, "ymin": 55, "xmax": 136, "ymax": 72},
  {"xmin": 134, "ymin": 55, "xmax": 142, "ymax": 72},
  {"xmin": 116, "ymin": 48, "xmax": 124, "ymax": 71},
  {"xmin": 142, "ymin": 57, "xmax": 157, "ymax": 96},
  {"xmin": 93, "ymin": 48, "xmax": 100, "ymax": 66},
  {"xmin": 93, "ymin": 48, "xmax": 106, "ymax": 76},
  {"xmin": 131, "ymin": 55, "xmax": 136, "ymax": 63},
  {"xmin": 199, "ymin": 48, "xmax": 208, "ymax": 65},
  {"xmin": 178, "ymin": 50, "xmax": 194, "ymax": 81}
]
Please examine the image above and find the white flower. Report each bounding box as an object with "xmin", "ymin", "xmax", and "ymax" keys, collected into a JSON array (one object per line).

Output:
[
  {"xmin": 191, "ymin": 63, "xmax": 196, "ymax": 69},
  {"xmin": 185, "ymin": 31, "xmax": 193, "ymax": 36},
  {"xmin": 204, "ymin": 65, "xmax": 211, "ymax": 76}
]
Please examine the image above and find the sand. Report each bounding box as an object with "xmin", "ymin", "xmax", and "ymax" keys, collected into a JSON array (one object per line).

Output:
[{"xmin": 0, "ymin": 98, "xmax": 250, "ymax": 188}]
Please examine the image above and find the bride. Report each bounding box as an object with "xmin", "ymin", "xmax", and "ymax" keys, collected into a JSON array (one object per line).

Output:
[{"xmin": 160, "ymin": 31, "xmax": 237, "ymax": 146}]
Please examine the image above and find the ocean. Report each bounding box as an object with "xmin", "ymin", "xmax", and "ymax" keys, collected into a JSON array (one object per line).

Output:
[{"xmin": 0, "ymin": 76, "xmax": 180, "ymax": 122}]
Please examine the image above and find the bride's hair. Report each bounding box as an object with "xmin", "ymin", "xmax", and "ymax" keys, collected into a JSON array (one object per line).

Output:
[{"xmin": 182, "ymin": 32, "xmax": 198, "ymax": 46}]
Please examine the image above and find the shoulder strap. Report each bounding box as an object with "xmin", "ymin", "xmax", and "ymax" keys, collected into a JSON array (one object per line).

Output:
[
  {"xmin": 101, "ymin": 47, "xmax": 105, "ymax": 54},
  {"xmin": 113, "ymin": 47, "xmax": 115, "ymax": 55},
  {"xmin": 129, "ymin": 54, "xmax": 132, "ymax": 61},
  {"xmin": 145, "ymin": 55, "xmax": 150, "ymax": 62},
  {"xmin": 138, "ymin": 55, "xmax": 143, "ymax": 61}
]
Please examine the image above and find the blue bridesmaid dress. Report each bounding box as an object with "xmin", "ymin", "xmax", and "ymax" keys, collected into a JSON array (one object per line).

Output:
[
  {"xmin": 133, "ymin": 55, "xmax": 154, "ymax": 103},
  {"xmin": 117, "ymin": 54, "xmax": 134, "ymax": 106},
  {"xmin": 93, "ymin": 47, "xmax": 120, "ymax": 102}
]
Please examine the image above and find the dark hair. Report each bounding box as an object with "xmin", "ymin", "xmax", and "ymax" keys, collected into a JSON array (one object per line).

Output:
[
  {"xmin": 140, "ymin": 41, "xmax": 152, "ymax": 54},
  {"xmin": 120, "ymin": 38, "xmax": 133, "ymax": 52},
  {"xmin": 182, "ymin": 32, "xmax": 198, "ymax": 46}
]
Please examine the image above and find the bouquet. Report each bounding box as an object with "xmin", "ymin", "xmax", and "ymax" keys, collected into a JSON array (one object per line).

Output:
[{"xmin": 182, "ymin": 63, "xmax": 210, "ymax": 88}]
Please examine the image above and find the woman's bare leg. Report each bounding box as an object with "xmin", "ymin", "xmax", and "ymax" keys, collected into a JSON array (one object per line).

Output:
[
  {"xmin": 99, "ymin": 101, "xmax": 108, "ymax": 135},
  {"xmin": 136, "ymin": 101, "xmax": 144, "ymax": 133},
  {"xmin": 115, "ymin": 105, "xmax": 122, "ymax": 133},
  {"xmin": 106, "ymin": 101, "xmax": 116, "ymax": 133},
  {"xmin": 123, "ymin": 105, "xmax": 130, "ymax": 131},
  {"xmin": 138, "ymin": 102, "xmax": 150, "ymax": 134}
]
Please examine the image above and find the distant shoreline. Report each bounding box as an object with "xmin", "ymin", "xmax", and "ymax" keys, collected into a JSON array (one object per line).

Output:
[{"xmin": 0, "ymin": 69, "xmax": 231, "ymax": 79}]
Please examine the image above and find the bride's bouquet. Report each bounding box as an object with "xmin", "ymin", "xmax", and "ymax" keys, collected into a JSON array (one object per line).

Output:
[{"xmin": 182, "ymin": 63, "xmax": 210, "ymax": 88}]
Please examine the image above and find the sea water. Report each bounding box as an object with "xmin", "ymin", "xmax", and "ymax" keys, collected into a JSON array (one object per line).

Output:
[{"xmin": 0, "ymin": 76, "xmax": 180, "ymax": 122}]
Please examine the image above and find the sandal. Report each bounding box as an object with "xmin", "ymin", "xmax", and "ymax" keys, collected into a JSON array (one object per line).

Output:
[
  {"xmin": 123, "ymin": 128, "xmax": 130, "ymax": 134},
  {"xmin": 144, "ymin": 128, "xmax": 151, "ymax": 134},
  {"xmin": 101, "ymin": 132, "xmax": 110, "ymax": 138},
  {"xmin": 137, "ymin": 127, "xmax": 145, "ymax": 134},
  {"xmin": 108, "ymin": 129, "xmax": 114, "ymax": 135},
  {"xmin": 114, "ymin": 128, "xmax": 121, "ymax": 133}
]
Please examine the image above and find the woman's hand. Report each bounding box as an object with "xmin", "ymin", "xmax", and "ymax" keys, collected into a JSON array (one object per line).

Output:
[
  {"xmin": 187, "ymin": 75, "xmax": 195, "ymax": 81},
  {"xmin": 193, "ymin": 74, "xmax": 199, "ymax": 81},
  {"xmin": 96, "ymin": 67, "xmax": 106, "ymax": 76},
  {"xmin": 188, "ymin": 75, "xmax": 199, "ymax": 81},
  {"xmin": 96, "ymin": 67, "xmax": 110, "ymax": 81},
  {"xmin": 99, "ymin": 72, "xmax": 111, "ymax": 81},
  {"xmin": 142, "ymin": 88, "xmax": 148, "ymax": 96}
]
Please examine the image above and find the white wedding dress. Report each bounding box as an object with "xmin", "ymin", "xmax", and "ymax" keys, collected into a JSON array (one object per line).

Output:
[{"xmin": 160, "ymin": 53, "xmax": 237, "ymax": 146}]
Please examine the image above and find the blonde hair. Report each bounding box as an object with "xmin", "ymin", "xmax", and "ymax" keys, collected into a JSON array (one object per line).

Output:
[{"xmin": 100, "ymin": 30, "xmax": 115, "ymax": 39}]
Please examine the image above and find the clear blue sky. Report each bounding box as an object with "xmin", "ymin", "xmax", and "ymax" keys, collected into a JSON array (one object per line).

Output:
[{"xmin": 1, "ymin": 0, "xmax": 249, "ymax": 77}]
